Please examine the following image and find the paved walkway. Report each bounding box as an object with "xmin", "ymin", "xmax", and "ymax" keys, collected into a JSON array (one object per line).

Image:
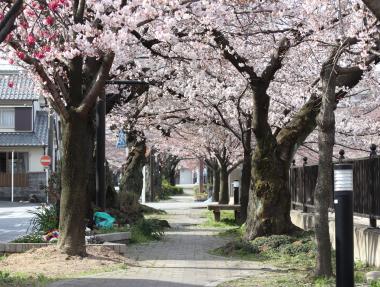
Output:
[
  {"xmin": 50, "ymin": 196, "xmax": 277, "ymax": 287},
  {"xmin": 0, "ymin": 201, "xmax": 39, "ymax": 242}
]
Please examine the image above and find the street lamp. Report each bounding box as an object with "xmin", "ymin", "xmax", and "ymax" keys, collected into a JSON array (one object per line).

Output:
[
  {"xmin": 334, "ymin": 163, "xmax": 354, "ymax": 287},
  {"xmin": 232, "ymin": 180, "xmax": 240, "ymax": 204},
  {"xmin": 232, "ymin": 180, "xmax": 240, "ymax": 222}
]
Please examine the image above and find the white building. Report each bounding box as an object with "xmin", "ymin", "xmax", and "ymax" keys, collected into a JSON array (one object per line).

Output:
[{"xmin": 0, "ymin": 69, "xmax": 51, "ymax": 201}]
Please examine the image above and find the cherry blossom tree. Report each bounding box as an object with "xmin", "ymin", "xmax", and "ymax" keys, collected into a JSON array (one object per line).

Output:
[
  {"xmin": 0, "ymin": 0, "xmax": 184, "ymax": 256},
  {"xmin": 106, "ymin": 0, "xmax": 380, "ymax": 239}
]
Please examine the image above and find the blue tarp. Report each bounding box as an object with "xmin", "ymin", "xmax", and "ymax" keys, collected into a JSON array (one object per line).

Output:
[{"xmin": 94, "ymin": 212, "xmax": 115, "ymax": 229}]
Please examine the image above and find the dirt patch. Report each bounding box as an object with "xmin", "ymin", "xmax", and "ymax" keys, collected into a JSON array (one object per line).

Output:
[{"xmin": 0, "ymin": 245, "xmax": 133, "ymax": 278}]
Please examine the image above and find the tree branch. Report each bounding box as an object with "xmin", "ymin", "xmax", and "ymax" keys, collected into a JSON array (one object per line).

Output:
[
  {"xmin": 9, "ymin": 41, "xmax": 69, "ymax": 120},
  {"xmin": 261, "ymin": 37, "xmax": 290, "ymax": 87},
  {"xmin": 0, "ymin": 0, "xmax": 23, "ymax": 43},
  {"xmin": 362, "ymin": 0, "xmax": 380, "ymax": 21},
  {"xmin": 78, "ymin": 53, "xmax": 115, "ymax": 117},
  {"xmin": 211, "ymin": 29, "xmax": 258, "ymax": 81}
]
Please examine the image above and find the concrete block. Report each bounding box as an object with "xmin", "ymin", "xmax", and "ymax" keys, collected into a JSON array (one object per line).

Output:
[
  {"xmin": 94, "ymin": 232, "xmax": 131, "ymax": 242},
  {"xmin": 15, "ymin": 244, "xmax": 23, "ymax": 253},
  {"xmin": 291, "ymin": 210, "xmax": 380, "ymax": 267},
  {"xmin": 366, "ymin": 271, "xmax": 380, "ymax": 282}
]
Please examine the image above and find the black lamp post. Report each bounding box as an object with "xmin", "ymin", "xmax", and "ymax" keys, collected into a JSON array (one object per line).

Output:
[{"xmin": 334, "ymin": 162, "xmax": 354, "ymax": 287}]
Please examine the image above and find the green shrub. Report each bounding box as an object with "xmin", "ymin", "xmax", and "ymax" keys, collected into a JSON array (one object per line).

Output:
[
  {"xmin": 192, "ymin": 184, "xmax": 211, "ymax": 194},
  {"xmin": 11, "ymin": 233, "xmax": 45, "ymax": 243},
  {"xmin": 28, "ymin": 205, "xmax": 58, "ymax": 233},
  {"xmin": 160, "ymin": 179, "xmax": 184, "ymax": 199},
  {"xmin": 193, "ymin": 184, "xmax": 210, "ymax": 201},
  {"xmin": 130, "ymin": 218, "xmax": 166, "ymax": 243},
  {"xmin": 0, "ymin": 271, "xmax": 12, "ymax": 284}
]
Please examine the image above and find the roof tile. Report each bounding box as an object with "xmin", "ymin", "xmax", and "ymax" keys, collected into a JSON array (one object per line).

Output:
[
  {"xmin": 0, "ymin": 111, "xmax": 48, "ymax": 147},
  {"xmin": 0, "ymin": 71, "xmax": 38, "ymax": 100}
]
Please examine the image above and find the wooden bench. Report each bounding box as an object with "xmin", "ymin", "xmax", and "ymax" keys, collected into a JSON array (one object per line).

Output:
[{"xmin": 207, "ymin": 204, "xmax": 241, "ymax": 222}]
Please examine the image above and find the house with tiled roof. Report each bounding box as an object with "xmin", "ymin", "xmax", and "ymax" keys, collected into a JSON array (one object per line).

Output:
[{"xmin": 0, "ymin": 69, "xmax": 52, "ymax": 201}]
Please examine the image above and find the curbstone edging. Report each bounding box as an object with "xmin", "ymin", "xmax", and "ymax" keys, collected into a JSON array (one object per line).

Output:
[
  {"xmin": 91, "ymin": 231, "xmax": 131, "ymax": 242},
  {"xmin": 0, "ymin": 242, "xmax": 126, "ymax": 255}
]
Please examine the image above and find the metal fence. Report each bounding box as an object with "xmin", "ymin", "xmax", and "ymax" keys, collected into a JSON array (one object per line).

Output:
[{"xmin": 290, "ymin": 148, "xmax": 380, "ymax": 220}]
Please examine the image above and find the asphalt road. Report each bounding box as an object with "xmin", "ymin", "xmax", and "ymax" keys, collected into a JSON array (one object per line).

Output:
[{"xmin": 0, "ymin": 202, "xmax": 39, "ymax": 242}]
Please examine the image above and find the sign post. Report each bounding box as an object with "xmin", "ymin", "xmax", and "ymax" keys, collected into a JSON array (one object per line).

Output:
[
  {"xmin": 11, "ymin": 151, "xmax": 14, "ymax": 202},
  {"xmin": 40, "ymin": 155, "xmax": 51, "ymax": 203},
  {"xmin": 40, "ymin": 155, "xmax": 51, "ymax": 167}
]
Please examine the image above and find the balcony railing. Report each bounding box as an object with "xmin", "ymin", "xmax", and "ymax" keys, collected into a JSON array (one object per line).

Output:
[{"xmin": 0, "ymin": 173, "xmax": 29, "ymax": 187}]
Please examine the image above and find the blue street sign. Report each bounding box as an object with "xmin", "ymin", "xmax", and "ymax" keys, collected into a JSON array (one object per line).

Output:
[{"xmin": 116, "ymin": 130, "xmax": 127, "ymax": 148}]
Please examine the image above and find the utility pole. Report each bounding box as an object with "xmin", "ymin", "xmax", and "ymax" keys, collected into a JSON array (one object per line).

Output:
[
  {"xmin": 96, "ymin": 90, "xmax": 106, "ymax": 209},
  {"xmin": 96, "ymin": 80, "xmax": 149, "ymax": 209}
]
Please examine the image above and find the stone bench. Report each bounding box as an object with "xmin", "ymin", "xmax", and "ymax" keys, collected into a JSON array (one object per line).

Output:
[{"xmin": 207, "ymin": 204, "xmax": 241, "ymax": 222}]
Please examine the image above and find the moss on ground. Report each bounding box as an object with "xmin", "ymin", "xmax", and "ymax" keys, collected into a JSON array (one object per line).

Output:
[{"xmin": 214, "ymin": 231, "xmax": 380, "ymax": 287}]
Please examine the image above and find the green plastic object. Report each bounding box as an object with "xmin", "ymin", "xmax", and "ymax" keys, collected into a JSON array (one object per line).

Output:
[{"xmin": 94, "ymin": 212, "xmax": 115, "ymax": 229}]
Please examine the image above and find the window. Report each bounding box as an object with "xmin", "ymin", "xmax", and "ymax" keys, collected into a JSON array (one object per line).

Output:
[
  {"xmin": 0, "ymin": 108, "xmax": 15, "ymax": 129},
  {"xmin": 5, "ymin": 152, "xmax": 29, "ymax": 173},
  {"xmin": 15, "ymin": 107, "xmax": 32, "ymax": 131},
  {"xmin": 0, "ymin": 153, "xmax": 6, "ymax": 172},
  {"xmin": 0, "ymin": 107, "xmax": 33, "ymax": 131}
]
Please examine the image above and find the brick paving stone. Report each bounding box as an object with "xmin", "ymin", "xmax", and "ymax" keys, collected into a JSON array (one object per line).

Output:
[{"xmin": 49, "ymin": 197, "xmax": 277, "ymax": 287}]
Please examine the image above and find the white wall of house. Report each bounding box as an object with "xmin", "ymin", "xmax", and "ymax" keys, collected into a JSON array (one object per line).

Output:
[
  {"xmin": 29, "ymin": 148, "xmax": 45, "ymax": 172},
  {"xmin": 179, "ymin": 168, "xmax": 193, "ymax": 184},
  {"xmin": 0, "ymin": 147, "xmax": 45, "ymax": 172},
  {"xmin": 228, "ymin": 166, "xmax": 242, "ymax": 203}
]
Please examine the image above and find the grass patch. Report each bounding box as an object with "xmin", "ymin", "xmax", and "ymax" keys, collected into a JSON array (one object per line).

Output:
[
  {"xmin": 0, "ymin": 263, "xmax": 130, "ymax": 287},
  {"xmin": 201, "ymin": 210, "xmax": 240, "ymax": 228},
  {"xmin": 0, "ymin": 271, "xmax": 52, "ymax": 287},
  {"xmin": 129, "ymin": 218, "xmax": 167, "ymax": 244},
  {"xmin": 214, "ymin": 231, "xmax": 380, "ymax": 287},
  {"xmin": 11, "ymin": 233, "xmax": 46, "ymax": 243},
  {"xmin": 218, "ymin": 227, "xmax": 244, "ymax": 238}
]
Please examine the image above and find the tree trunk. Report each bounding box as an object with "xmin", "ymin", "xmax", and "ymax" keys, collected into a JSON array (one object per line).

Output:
[
  {"xmin": 244, "ymin": 82, "xmax": 296, "ymax": 240},
  {"xmin": 145, "ymin": 149, "xmax": 161, "ymax": 201},
  {"xmin": 207, "ymin": 165, "xmax": 214, "ymax": 198},
  {"xmin": 314, "ymin": 57, "xmax": 337, "ymax": 277},
  {"xmin": 219, "ymin": 164, "xmax": 229, "ymax": 204},
  {"xmin": 58, "ymin": 111, "xmax": 94, "ymax": 256},
  {"xmin": 161, "ymin": 154, "xmax": 179, "ymax": 185},
  {"xmin": 213, "ymin": 165, "xmax": 220, "ymax": 202},
  {"xmin": 119, "ymin": 132, "xmax": 146, "ymax": 222},
  {"xmin": 240, "ymin": 150, "xmax": 251, "ymax": 222},
  {"xmin": 105, "ymin": 161, "xmax": 117, "ymax": 208},
  {"xmin": 244, "ymin": 146, "xmax": 294, "ymax": 240},
  {"xmin": 199, "ymin": 159, "xmax": 204, "ymax": 194}
]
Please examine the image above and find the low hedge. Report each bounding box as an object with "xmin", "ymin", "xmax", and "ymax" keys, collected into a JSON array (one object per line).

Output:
[{"xmin": 160, "ymin": 179, "xmax": 184, "ymax": 199}]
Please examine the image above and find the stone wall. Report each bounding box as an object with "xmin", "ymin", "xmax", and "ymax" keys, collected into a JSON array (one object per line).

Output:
[
  {"xmin": 291, "ymin": 210, "xmax": 380, "ymax": 267},
  {"xmin": 0, "ymin": 172, "xmax": 46, "ymax": 201}
]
